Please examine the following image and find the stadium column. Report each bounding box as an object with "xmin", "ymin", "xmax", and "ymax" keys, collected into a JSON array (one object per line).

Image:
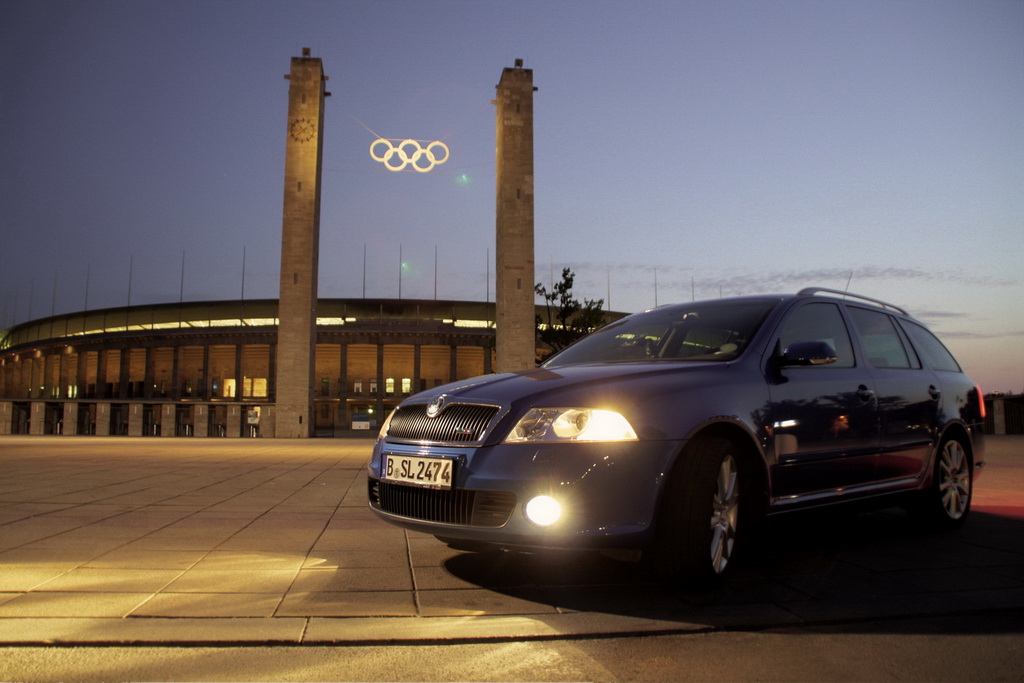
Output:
[
  {"xmin": 494, "ymin": 60, "xmax": 537, "ymax": 373},
  {"xmin": 273, "ymin": 49, "xmax": 329, "ymax": 438}
]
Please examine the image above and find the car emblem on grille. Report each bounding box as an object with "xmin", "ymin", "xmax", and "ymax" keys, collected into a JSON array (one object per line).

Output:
[{"xmin": 426, "ymin": 395, "xmax": 445, "ymax": 418}]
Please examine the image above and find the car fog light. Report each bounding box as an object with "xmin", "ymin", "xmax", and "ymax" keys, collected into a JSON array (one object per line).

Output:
[{"xmin": 524, "ymin": 495, "xmax": 562, "ymax": 527}]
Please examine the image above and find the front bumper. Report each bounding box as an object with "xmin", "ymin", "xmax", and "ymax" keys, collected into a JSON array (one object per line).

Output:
[{"xmin": 367, "ymin": 438, "xmax": 682, "ymax": 550}]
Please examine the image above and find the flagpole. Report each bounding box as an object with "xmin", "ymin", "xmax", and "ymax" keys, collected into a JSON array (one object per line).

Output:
[
  {"xmin": 178, "ymin": 250, "xmax": 185, "ymax": 329},
  {"xmin": 126, "ymin": 255, "xmax": 133, "ymax": 328},
  {"xmin": 606, "ymin": 263, "xmax": 611, "ymax": 312},
  {"xmin": 240, "ymin": 244, "xmax": 247, "ymax": 324}
]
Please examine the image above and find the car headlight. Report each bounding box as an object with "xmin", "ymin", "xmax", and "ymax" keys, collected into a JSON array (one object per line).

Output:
[
  {"xmin": 504, "ymin": 408, "xmax": 638, "ymax": 443},
  {"xmin": 377, "ymin": 409, "xmax": 396, "ymax": 439}
]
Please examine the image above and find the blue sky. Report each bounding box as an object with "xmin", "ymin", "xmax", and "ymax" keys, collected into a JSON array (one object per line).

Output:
[{"xmin": 1, "ymin": 0, "xmax": 1021, "ymax": 392}]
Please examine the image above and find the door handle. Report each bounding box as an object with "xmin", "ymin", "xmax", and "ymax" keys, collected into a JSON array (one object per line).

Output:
[
  {"xmin": 928, "ymin": 385, "xmax": 941, "ymax": 400},
  {"xmin": 857, "ymin": 385, "xmax": 875, "ymax": 401}
]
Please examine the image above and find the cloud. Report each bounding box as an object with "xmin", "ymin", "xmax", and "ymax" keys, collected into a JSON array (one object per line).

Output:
[
  {"xmin": 931, "ymin": 329, "xmax": 1024, "ymax": 341},
  {"xmin": 562, "ymin": 263, "xmax": 1017, "ymax": 300},
  {"xmin": 912, "ymin": 309, "xmax": 971, "ymax": 319}
]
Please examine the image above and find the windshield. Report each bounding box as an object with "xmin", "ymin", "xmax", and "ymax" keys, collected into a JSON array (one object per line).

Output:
[{"xmin": 543, "ymin": 298, "xmax": 778, "ymax": 367}]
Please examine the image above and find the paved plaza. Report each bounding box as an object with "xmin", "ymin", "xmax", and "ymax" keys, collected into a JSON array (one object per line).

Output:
[{"xmin": 0, "ymin": 435, "xmax": 1021, "ymax": 644}]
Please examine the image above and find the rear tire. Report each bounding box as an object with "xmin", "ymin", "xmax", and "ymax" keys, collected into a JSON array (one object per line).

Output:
[
  {"xmin": 908, "ymin": 436, "xmax": 973, "ymax": 528},
  {"xmin": 651, "ymin": 435, "xmax": 743, "ymax": 584}
]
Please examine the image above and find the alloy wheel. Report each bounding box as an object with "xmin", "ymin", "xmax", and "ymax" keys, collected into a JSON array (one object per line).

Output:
[
  {"xmin": 939, "ymin": 439, "xmax": 971, "ymax": 520},
  {"xmin": 709, "ymin": 453, "xmax": 739, "ymax": 574}
]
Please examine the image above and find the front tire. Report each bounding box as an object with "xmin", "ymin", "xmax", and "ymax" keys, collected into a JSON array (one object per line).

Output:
[{"xmin": 651, "ymin": 435, "xmax": 743, "ymax": 584}]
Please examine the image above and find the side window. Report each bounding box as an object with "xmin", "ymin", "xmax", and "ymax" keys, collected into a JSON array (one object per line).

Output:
[
  {"xmin": 847, "ymin": 307, "xmax": 912, "ymax": 369},
  {"xmin": 902, "ymin": 321, "xmax": 962, "ymax": 372},
  {"xmin": 777, "ymin": 303, "xmax": 855, "ymax": 368}
]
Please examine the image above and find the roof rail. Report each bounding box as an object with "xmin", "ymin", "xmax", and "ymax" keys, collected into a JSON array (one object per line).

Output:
[{"xmin": 796, "ymin": 287, "xmax": 908, "ymax": 315}]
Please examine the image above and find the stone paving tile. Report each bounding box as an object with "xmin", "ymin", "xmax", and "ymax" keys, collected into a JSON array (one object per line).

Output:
[
  {"xmin": 989, "ymin": 563, "xmax": 1024, "ymax": 582},
  {"xmin": 772, "ymin": 562, "xmax": 922, "ymax": 599},
  {"xmin": 0, "ymin": 504, "xmax": 71, "ymax": 524},
  {"xmin": 34, "ymin": 509, "xmax": 128, "ymax": 525},
  {"xmin": 120, "ymin": 529, "xmax": 240, "ymax": 550},
  {"xmin": 675, "ymin": 577, "xmax": 810, "ymax": 608},
  {"xmin": 0, "ymin": 521, "xmax": 83, "ymax": 548},
  {"xmin": 407, "ymin": 535, "xmax": 471, "ymax": 568},
  {"xmin": 188, "ymin": 550, "xmax": 306, "ymax": 571},
  {"xmin": 44, "ymin": 528, "xmax": 150, "ymax": 546},
  {"xmin": 186, "ymin": 510, "xmax": 266, "ymax": 520},
  {"xmin": 0, "ymin": 592, "xmax": 153, "ymax": 618},
  {"xmin": 131, "ymin": 592, "xmax": 283, "ymax": 618},
  {"xmin": 82, "ymin": 548, "xmax": 208, "ymax": 570},
  {"xmin": 276, "ymin": 590, "xmax": 417, "ymax": 617},
  {"xmin": 888, "ymin": 565, "xmax": 1024, "ymax": 593},
  {"xmin": 0, "ymin": 568, "xmax": 71, "ymax": 592},
  {"xmin": 47, "ymin": 490, "xmax": 152, "ymax": 506},
  {"xmin": 301, "ymin": 548, "xmax": 408, "ymax": 569},
  {"xmin": 162, "ymin": 568, "xmax": 301, "ymax": 594},
  {"xmin": 32, "ymin": 568, "xmax": 183, "ymax": 593},
  {"xmin": 290, "ymin": 566, "xmax": 413, "ymax": 592},
  {"xmin": 249, "ymin": 511, "xmax": 336, "ymax": 525},
  {"xmin": 45, "ymin": 504, "xmax": 141, "ymax": 516},
  {"xmin": 412, "ymin": 565, "xmax": 486, "ymax": 591},
  {"xmin": 311, "ymin": 528, "xmax": 406, "ymax": 551},
  {"xmin": 208, "ymin": 500, "xmax": 309, "ymax": 513},
  {"xmin": 780, "ymin": 588, "xmax": 1024, "ymax": 624},
  {"xmin": 0, "ymin": 547, "xmax": 96, "ymax": 569},
  {"xmin": 0, "ymin": 616, "xmax": 309, "ymax": 643},
  {"xmin": 417, "ymin": 588, "xmax": 560, "ymax": 617},
  {"xmin": 959, "ymin": 514, "xmax": 1024, "ymax": 553},
  {"xmin": 436, "ymin": 551, "xmax": 587, "ymax": 590},
  {"xmin": 540, "ymin": 584, "xmax": 689, "ymax": 618},
  {"xmin": 168, "ymin": 525, "xmax": 260, "ymax": 541},
  {"xmin": 162, "ymin": 515, "xmax": 255, "ymax": 530},
  {"xmin": 20, "ymin": 537, "xmax": 133, "ymax": 556},
  {"xmin": 89, "ymin": 511, "xmax": 196, "ymax": 529},
  {"xmin": 214, "ymin": 535, "xmax": 319, "ymax": 553},
  {"xmin": 276, "ymin": 494, "xmax": 344, "ymax": 508},
  {"xmin": 324, "ymin": 510, "xmax": 389, "ymax": 531}
]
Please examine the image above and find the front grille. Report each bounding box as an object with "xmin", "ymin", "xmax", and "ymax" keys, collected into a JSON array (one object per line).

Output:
[
  {"xmin": 369, "ymin": 479, "xmax": 516, "ymax": 527},
  {"xmin": 386, "ymin": 403, "xmax": 499, "ymax": 443}
]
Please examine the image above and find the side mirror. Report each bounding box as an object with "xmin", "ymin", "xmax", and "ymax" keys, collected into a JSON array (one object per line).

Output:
[{"xmin": 778, "ymin": 340, "xmax": 838, "ymax": 367}]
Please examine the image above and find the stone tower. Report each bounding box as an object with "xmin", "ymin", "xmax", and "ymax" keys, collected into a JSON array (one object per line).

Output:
[
  {"xmin": 273, "ymin": 49, "xmax": 328, "ymax": 438},
  {"xmin": 494, "ymin": 60, "xmax": 537, "ymax": 373}
]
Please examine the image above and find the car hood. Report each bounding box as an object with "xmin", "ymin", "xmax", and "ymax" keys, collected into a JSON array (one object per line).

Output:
[
  {"xmin": 393, "ymin": 358, "xmax": 763, "ymax": 443},
  {"xmin": 410, "ymin": 360, "xmax": 732, "ymax": 414}
]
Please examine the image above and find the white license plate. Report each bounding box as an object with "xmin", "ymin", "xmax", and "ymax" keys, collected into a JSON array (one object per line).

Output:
[{"xmin": 383, "ymin": 454, "xmax": 454, "ymax": 489}]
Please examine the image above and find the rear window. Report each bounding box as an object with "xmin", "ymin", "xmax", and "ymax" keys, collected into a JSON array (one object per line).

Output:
[
  {"xmin": 902, "ymin": 320, "xmax": 962, "ymax": 373},
  {"xmin": 544, "ymin": 299, "xmax": 777, "ymax": 367}
]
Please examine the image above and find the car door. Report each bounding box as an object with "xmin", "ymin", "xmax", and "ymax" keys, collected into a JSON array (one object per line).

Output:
[
  {"xmin": 846, "ymin": 306, "xmax": 939, "ymax": 486},
  {"xmin": 766, "ymin": 301, "xmax": 880, "ymax": 501}
]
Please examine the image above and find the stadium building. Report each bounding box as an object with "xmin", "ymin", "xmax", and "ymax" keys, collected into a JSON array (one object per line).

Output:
[{"xmin": 0, "ymin": 298, "xmax": 506, "ymax": 437}]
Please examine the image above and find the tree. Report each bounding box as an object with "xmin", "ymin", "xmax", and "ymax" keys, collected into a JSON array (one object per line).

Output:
[{"xmin": 535, "ymin": 268, "xmax": 606, "ymax": 358}]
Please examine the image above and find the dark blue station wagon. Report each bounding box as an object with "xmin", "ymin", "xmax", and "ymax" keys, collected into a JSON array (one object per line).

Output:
[{"xmin": 368, "ymin": 288, "xmax": 986, "ymax": 582}]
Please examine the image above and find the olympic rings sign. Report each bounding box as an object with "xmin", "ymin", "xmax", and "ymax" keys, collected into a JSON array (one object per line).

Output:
[{"xmin": 370, "ymin": 138, "xmax": 450, "ymax": 173}]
